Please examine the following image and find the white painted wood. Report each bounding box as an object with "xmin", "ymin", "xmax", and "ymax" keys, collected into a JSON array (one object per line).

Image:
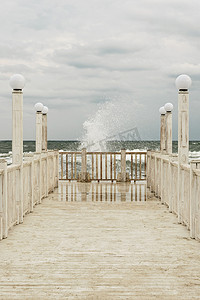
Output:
[
  {"xmin": 12, "ymin": 91, "xmax": 23, "ymax": 165},
  {"xmin": 165, "ymin": 111, "xmax": 172, "ymax": 154},
  {"xmin": 42, "ymin": 114, "xmax": 47, "ymax": 151},
  {"xmin": 36, "ymin": 112, "xmax": 43, "ymax": 153},
  {"xmin": 80, "ymin": 148, "xmax": 87, "ymax": 181},
  {"xmin": 178, "ymin": 90, "xmax": 189, "ymax": 224},
  {"xmin": 160, "ymin": 115, "xmax": 166, "ymax": 153},
  {"xmin": 178, "ymin": 91, "xmax": 189, "ymax": 163},
  {"xmin": 24, "ymin": 153, "xmax": 34, "ymax": 212},
  {"xmin": 0, "ymin": 160, "xmax": 8, "ymax": 238},
  {"xmin": 121, "ymin": 149, "xmax": 127, "ymax": 182}
]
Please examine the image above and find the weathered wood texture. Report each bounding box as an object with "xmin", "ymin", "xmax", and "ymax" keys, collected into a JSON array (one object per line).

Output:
[
  {"xmin": 59, "ymin": 150, "xmax": 147, "ymax": 182},
  {"xmin": 0, "ymin": 184, "xmax": 200, "ymax": 299},
  {"xmin": 147, "ymin": 150, "xmax": 200, "ymax": 241},
  {"xmin": 0, "ymin": 150, "xmax": 59, "ymax": 241}
]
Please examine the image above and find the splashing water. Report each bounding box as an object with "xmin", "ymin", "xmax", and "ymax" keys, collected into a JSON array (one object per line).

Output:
[{"xmin": 80, "ymin": 97, "xmax": 139, "ymax": 151}]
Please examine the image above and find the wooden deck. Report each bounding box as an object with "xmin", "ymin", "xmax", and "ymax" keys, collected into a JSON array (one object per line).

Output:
[{"xmin": 0, "ymin": 182, "xmax": 200, "ymax": 299}]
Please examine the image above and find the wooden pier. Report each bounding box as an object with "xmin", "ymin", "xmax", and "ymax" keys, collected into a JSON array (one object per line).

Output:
[{"xmin": 0, "ymin": 182, "xmax": 200, "ymax": 299}]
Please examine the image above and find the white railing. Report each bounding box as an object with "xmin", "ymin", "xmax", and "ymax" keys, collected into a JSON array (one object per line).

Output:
[
  {"xmin": 147, "ymin": 151, "xmax": 200, "ymax": 241},
  {"xmin": 0, "ymin": 150, "xmax": 59, "ymax": 240}
]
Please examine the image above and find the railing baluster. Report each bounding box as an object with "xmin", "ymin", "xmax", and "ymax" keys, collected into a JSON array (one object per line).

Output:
[
  {"xmin": 66, "ymin": 154, "xmax": 68, "ymax": 180},
  {"xmin": 92, "ymin": 154, "xmax": 94, "ymax": 180},
  {"xmin": 110, "ymin": 154, "xmax": 112, "ymax": 180},
  {"xmin": 131, "ymin": 154, "xmax": 133, "ymax": 180},
  {"xmin": 74, "ymin": 154, "xmax": 77, "ymax": 179},
  {"xmin": 61, "ymin": 154, "xmax": 63, "ymax": 179},
  {"xmin": 71, "ymin": 154, "xmax": 73, "ymax": 179},
  {"xmin": 96, "ymin": 154, "xmax": 98, "ymax": 180},
  {"xmin": 105, "ymin": 153, "xmax": 107, "ymax": 180},
  {"xmin": 135, "ymin": 154, "xmax": 137, "ymax": 181},
  {"xmin": 59, "ymin": 151, "xmax": 146, "ymax": 182},
  {"xmin": 100, "ymin": 153, "xmax": 102, "ymax": 180},
  {"xmin": 114, "ymin": 154, "xmax": 116, "ymax": 180}
]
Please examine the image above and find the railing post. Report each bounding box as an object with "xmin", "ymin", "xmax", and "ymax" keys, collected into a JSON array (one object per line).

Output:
[
  {"xmin": 79, "ymin": 148, "xmax": 90, "ymax": 182},
  {"xmin": 121, "ymin": 149, "xmax": 126, "ymax": 182},
  {"xmin": 55, "ymin": 151, "xmax": 59, "ymax": 188},
  {"xmin": 190, "ymin": 161, "xmax": 200, "ymax": 238},
  {"xmin": 24, "ymin": 153, "xmax": 34, "ymax": 213},
  {"xmin": 147, "ymin": 151, "xmax": 151, "ymax": 188},
  {"xmin": 0, "ymin": 159, "xmax": 8, "ymax": 239}
]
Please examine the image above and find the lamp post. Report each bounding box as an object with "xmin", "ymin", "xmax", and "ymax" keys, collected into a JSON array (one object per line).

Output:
[
  {"xmin": 9, "ymin": 74, "xmax": 25, "ymax": 164},
  {"xmin": 175, "ymin": 74, "xmax": 192, "ymax": 164},
  {"xmin": 35, "ymin": 102, "xmax": 44, "ymax": 153},
  {"xmin": 159, "ymin": 106, "xmax": 166, "ymax": 153},
  {"xmin": 175, "ymin": 74, "xmax": 192, "ymax": 223},
  {"xmin": 42, "ymin": 106, "xmax": 48, "ymax": 151},
  {"xmin": 164, "ymin": 102, "xmax": 173, "ymax": 155},
  {"xmin": 9, "ymin": 74, "xmax": 25, "ymax": 224}
]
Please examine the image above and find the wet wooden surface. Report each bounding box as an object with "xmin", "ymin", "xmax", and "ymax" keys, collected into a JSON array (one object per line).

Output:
[{"xmin": 0, "ymin": 182, "xmax": 200, "ymax": 299}]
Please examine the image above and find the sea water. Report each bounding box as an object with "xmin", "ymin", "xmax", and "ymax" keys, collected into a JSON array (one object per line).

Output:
[{"xmin": 0, "ymin": 140, "xmax": 200, "ymax": 158}]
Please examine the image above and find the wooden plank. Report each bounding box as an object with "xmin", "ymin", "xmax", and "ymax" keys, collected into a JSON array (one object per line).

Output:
[
  {"xmin": 105, "ymin": 154, "xmax": 107, "ymax": 180},
  {"xmin": 66, "ymin": 154, "xmax": 68, "ymax": 180},
  {"xmin": 61, "ymin": 154, "xmax": 63, "ymax": 179},
  {"xmin": 135, "ymin": 154, "xmax": 137, "ymax": 181},
  {"xmin": 71, "ymin": 154, "xmax": 73, "ymax": 180},
  {"xmin": 114, "ymin": 154, "xmax": 116, "ymax": 180},
  {"xmin": 74, "ymin": 154, "xmax": 77, "ymax": 180},
  {"xmin": 131, "ymin": 184, "xmax": 133, "ymax": 201},
  {"xmin": 140, "ymin": 154, "xmax": 142, "ymax": 180},
  {"xmin": 144, "ymin": 153, "xmax": 147, "ymax": 179},
  {"xmin": 100, "ymin": 153, "xmax": 102, "ymax": 180},
  {"xmin": 92, "ymin": 154, "xmax": 94, "ymax": 180},
  {"xmin": 110, "ymin": 154, "xmax": 112, "ymax": 180},
  {"xmin": 96, "ymin": 154, "xmax": 98, "ymax": 180},
  {"xmin": 131, "ymin": 154, "xmax": 133, "ymax": 180}
]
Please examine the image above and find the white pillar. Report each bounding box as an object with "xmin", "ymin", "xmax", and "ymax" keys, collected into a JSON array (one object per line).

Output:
[
  {"xmin": 176, "ymin": 74, "xmax": 192, "ymax": 223},
  {"xmin": 10, "ymin": 74, "xmax": 25, "ymax": 224},
  {"xmin": 159, "ymin": 107, "xmax": 166, "ymax": 153},
  {"xmin": 35, "ymin": 103, "xmax": 44, "ymax": 153},
  {"xmin": 12, "ymin": 90, "xmax": 23, "ymax": 164},
  {"xmin": 164, "ymin": 103, "xmax": 173, "ymax": 155},
  {"xmin": 165, "ymin": 111, "xmax": 172, "ymax": 154},
  {"xmin": 42, "ymin": 106, "xmax": 48, "ymax": 151},
  {"xmin": 178, "ymin": 90, "xmax": 189, "ymax": 164},
  {"xmin": 36, "ymin": 112, "xmax": 43, "ymax": 153},
  {"xmin": 43, "ymin": 114, "xmax": 47, "ymax": 151}
]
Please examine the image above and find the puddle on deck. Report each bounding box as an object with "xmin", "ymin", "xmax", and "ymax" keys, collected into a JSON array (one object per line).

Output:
[{"xmin": 58, "ymin": 182, "xmax": 147, "ymax": 202}]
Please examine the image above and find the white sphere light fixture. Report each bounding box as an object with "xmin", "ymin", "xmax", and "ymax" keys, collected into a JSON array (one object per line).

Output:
[
  {"xmin": 175, "ymin": 74, "xmax": 192, "ymax": 90},
  {"xmin": 159, "ymin": 106, "xmax": 166, "ymax": 115},
  {"xmin": 164, "ymin": 102, "xmax": 173, "ymax": 112},
  {"xmin": 34, "ymin": 102, "xmax": 44, "ymax": 112},
  {"xmin": 42, "ymin": 106, "xmax": 48, "ymax": 115},
  {"xmin": 9, "ymin": 74, "xmax": 25, "ymax": 90}
]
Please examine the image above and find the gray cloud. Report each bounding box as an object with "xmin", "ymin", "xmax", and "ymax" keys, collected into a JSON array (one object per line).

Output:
[{"xmin": 0, "ymin": 0, "xmax": 200, "ymax": 140}]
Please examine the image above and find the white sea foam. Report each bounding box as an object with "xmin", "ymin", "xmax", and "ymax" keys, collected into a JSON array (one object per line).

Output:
[{"xmin": 80, "ymin": 97, "xmax": 139, "ymax": 151}]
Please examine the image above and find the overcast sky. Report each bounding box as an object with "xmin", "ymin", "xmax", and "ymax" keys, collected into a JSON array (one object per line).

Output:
[{"xmin": 0, "ymin": 0, "xmax": 200, "ymax": 141}]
